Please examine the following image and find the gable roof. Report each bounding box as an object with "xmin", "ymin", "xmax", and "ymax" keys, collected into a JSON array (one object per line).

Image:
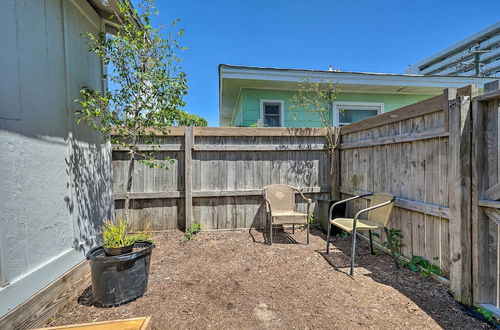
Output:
[{"xmin": 219, "ymin": 64, "xmax": 496, "ymax": 126}]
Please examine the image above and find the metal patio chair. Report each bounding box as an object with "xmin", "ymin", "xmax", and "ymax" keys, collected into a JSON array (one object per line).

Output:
[
  {"xmin": 325, "ymin": 192, "xmax": 399, "ymax": 275},
  {"xmin": 263, "ymin": 184, "xmax": 312, "ymax": 245}
]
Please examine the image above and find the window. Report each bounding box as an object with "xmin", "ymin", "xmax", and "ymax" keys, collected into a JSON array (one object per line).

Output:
[
  {"xmin": 332, "ymin": 102, "xmax": 384, "ymax": 126},
  {"xmin": 260, "ymin": 99, "xmax": 284, "ymax": 127}
]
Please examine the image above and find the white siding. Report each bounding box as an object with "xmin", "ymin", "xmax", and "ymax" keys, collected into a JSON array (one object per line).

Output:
[{"xmin": 0, "ymin": 0, "xmax": 113, "ymax": 316}]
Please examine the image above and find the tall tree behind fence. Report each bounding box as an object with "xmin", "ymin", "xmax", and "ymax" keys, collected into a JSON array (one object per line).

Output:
[{"xmin": 113, "ymin": 127, "xmax": 331, "ymax": 231}]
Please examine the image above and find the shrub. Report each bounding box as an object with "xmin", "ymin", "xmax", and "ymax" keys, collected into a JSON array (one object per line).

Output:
[{"xmin": 102, "ymin": 219, "xmax": 153, "ymax": 248}]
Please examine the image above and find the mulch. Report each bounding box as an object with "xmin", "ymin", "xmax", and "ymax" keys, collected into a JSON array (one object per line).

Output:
[{"xmin": 46, "ymin": 228, "xmax": 492, "ymax": 329}]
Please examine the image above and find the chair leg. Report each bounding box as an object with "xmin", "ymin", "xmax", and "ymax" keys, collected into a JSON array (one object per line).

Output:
[
  {"xmin": 350, "ymin": 229, "xmax": 357, "ymax": 276},
  {"xmin": 292, "ymin": 224, "xmax": 295, "ymax": 234},
  {"xmin": 269, "ymin": 221, "xmax": 273, "ymax": 245},
  {"xmin": 306, "ymin": 221, "xmax": 310, "ymax": 245},
  {"xmin": 369, "ymin": 230, "xmax": 374, "ymax": 255},
  {"xmin": 326, "ymin": 222, "xmax": 331, "ymax": 254},
  {"xmin": 384, "ymin": 227, "xmax": 399, "ymax": 268}
]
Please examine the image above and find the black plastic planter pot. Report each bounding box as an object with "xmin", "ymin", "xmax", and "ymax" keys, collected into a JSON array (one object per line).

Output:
[
  {"xmin": 104, "ymin": 244, "xmax": 134, "ymax": 256},
  {"xmin": 86, "ymin": 242, "xmax": 154, "ymax": 307}
]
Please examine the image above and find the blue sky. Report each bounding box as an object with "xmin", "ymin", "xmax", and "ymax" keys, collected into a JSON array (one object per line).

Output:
[{"xmin": 147, "ymin": 0, "xmax": 499, "ymax": 126}]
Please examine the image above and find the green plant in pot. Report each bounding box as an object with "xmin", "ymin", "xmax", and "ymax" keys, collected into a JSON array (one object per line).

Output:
[
  {"xmin": 102, "ymin": 219, "xmax": 153, "ymax": 256},
  {"xmin": 87, "ymin": 219, "xmax": 155, "ymax": 307}
]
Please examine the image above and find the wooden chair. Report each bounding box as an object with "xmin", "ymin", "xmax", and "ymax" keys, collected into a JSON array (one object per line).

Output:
[
  {"xmin": 263, "ymin": 184, "xmax": 312, "ymax": 245},
  {"xmin": 325, "ymin": 193, "xmax": 399, "ymax": 275}
]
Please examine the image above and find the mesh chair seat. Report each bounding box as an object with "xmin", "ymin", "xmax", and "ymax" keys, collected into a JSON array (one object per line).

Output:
[
  {"xmin": 262, "ymin": 184, "xmax": 312, "ymax": 245},
  {"xmin": 271, "ymin": 211, "xmax": 308, "ymax": 225},
  {"xmin": 326, "ymin": 192, "xmax": 398, "ymax": 275},
  {"xmin": 331, "ymin": 218, "xmax": 382, "ymax": 232}
]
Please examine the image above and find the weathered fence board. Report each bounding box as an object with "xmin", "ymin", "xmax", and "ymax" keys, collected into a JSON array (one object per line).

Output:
[
  {"xmin": 113, "ymin": 128, "xmax": 331, "ymax": 231},
  {"xmin": 472, "ymin": 91, "xmax": 500, "ymax": 312},
  {"xmin": 338, "ymin": 91, "xmax": 453, "ymax": 277},
  {"xmin": 337, "ymin": 82, "xmax": 499, "ymax": 312}
]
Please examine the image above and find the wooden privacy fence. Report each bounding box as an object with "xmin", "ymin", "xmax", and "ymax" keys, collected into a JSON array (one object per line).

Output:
[
  {"xmin": 337, "ymin": 83, "xmax": 500, "ymax": 311},
  {"xmin": 113, "ymin": 127, "xmax": 332, "ymax": 231},
  {"xmin": 112, "ymin": 82, "xmax": 500, "ymax": 312}
]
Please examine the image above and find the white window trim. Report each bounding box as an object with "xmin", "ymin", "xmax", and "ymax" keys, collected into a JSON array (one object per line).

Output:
[
  {"xmin": 259, "ymin": 99, "xmax": 285, "ymax": 127},
  {"xmin": 332, "ymin": 101, "xmax": 384, "ymax": 126}
]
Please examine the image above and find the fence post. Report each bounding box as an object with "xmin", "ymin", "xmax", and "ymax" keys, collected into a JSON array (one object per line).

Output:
[
  {"xmin": 471, "ymin": 97, "xmax": 487, "ymax": 306},
  {"xmin": 447, "ymin": 88, "xmax": 473, "ymax": 305},
  {"xmin": 471, "ymin": 80, "xmax": 500, "ymax": 307},
  {"xmin": 331, "ymin": 148, "xmax": 340, "ymax": 201},
  {"xmin": 184, "ymin": 126, "xmax": 194, "ymax": 230}
]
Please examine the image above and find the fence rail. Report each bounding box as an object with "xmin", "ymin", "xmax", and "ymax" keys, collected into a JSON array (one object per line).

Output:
[
  {"xmin": 112, "ymin": 82, "xmax": 500, "ymax": 313},
  {"xmin": 339, "ymin": 92, "xmax": 445, "ymax": 276},
  {"xmin": 336, "ymin": 83, "xmax": 500, "ymax": 312},
  {"xmin": 113, "ymin": 127, "xmax": 332, "ymax": 231}
]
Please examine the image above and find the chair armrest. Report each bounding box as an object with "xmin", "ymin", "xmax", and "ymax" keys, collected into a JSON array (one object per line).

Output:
[
  {"xmin": 264, "ymin": 198, "xmax": 273, "ymax": 213},
  {"xmin": 293, "ymin": 188, "xmax": 312, "ymax": 203},
  {"xmin": 328, "ymin": 193, "xmax": 373, "ymax": 221},
  {"xmin": 351, "ymin": 196, "xmax": 396, "ymax": 233},
  {"xmin": 353, "ymin": 196, "xmax": 396, "ymax": 221}
]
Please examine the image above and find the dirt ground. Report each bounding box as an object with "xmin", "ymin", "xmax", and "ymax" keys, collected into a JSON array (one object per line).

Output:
[{"xmin": 47, "ymin": 228, "xmax": 491, "ymax": 329}]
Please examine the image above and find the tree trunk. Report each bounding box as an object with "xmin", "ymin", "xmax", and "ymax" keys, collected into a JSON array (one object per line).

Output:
[{"xmin": 123, "ymin": 152, "xmax": 136, "ymax": 219}]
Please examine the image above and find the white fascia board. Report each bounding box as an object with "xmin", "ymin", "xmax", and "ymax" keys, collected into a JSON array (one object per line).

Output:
[
  {"xmin": 220, "ymin": 66, "xmax": 494, "ymax": 88},
  {"xmin": 407, "ymin": 21, "xmax": 500, "ymax": 71}
]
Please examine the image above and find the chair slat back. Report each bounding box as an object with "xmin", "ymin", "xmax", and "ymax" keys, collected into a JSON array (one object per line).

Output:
[
  {"xmin": 368, "ymin": 193, "xmax": 395, "ymax": 226},
  {"xmin": 263, "ymin": 184, "xmax": 295, "ymax": 212}
]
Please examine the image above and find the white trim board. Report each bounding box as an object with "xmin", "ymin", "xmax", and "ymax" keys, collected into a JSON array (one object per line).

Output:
[
  {"xmin": 220, "ymin": 65, "xmax": 494, "ymax": 87},
  {"xmin": 332, "ymin": 101, "xmax": 384, "ymax": 127},
  {"xmin": 0, "ymin": 248, "xmax": 83, "ymax": 317},
  {"xmin": 259, "ymin": 99, "xmax": 285, "ymax": 127}
]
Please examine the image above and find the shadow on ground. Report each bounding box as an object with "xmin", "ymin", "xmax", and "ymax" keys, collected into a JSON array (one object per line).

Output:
[
  {"xmin": 312, "ymin": 228, "xmax": 491, "ymax": 330},
  {"xmin": 249, "ymin": 225, "xmax": 311, "ymax": 245}
]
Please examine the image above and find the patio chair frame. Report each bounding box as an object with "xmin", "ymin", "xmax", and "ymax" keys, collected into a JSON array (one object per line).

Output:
[
  {"xmin": 325, "ymin": 193, "xmax": 399, "ymax": 275},
  {"xmin": 263, "ymin": 184, "xmax": 312, "ymax": 245}
]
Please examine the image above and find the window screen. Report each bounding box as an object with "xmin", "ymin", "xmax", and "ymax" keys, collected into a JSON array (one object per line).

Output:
[
  {"xmin": 339, "ymin": 109, "xmax": 379, "ymax": 125},
  {"xmin": 263, "ymin": 103, "xmax": 281, "ymax": 127}
]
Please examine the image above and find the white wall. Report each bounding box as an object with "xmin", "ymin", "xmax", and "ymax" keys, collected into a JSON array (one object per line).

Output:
[{"xmin": 0, "ymin": 0, "xmax": 113, "ymax": 317}]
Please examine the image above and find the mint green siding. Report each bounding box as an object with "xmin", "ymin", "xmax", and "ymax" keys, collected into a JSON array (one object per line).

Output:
[
  {"xmin": 232, "ymin": 97, "xmax": 244, "ymax": 126},
  {"xmin": 231, "ymin": 89, "xmax": 434, "ymax": 127}
]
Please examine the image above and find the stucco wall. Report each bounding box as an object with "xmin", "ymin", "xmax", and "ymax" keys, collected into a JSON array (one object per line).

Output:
[
  {"xmin": 232, "ymin": 88, "xmax": 434, "ymax": 127},
  {"xmin": 0, "ymin": 0, "xmax": 113, "ymax": 317}
]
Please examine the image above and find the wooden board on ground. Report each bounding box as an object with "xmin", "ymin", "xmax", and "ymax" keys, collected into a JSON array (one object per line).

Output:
[{"xmin": 35, "ymin": 316, "xmax": 151, "ymax": 330}]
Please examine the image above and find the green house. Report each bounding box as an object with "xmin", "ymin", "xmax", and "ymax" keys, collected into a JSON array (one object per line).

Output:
[{"xmin": 218, "ymin": 64, "xmax": 495, "ymax": 127}]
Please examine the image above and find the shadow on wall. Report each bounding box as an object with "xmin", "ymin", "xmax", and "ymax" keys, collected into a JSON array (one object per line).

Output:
[{"xmin": 65, "ymin": 135, "xmax": 114, "ymax": 254}]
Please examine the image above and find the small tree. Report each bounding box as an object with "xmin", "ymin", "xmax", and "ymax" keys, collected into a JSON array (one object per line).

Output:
[
  {"xmin": 289, "ymin": 78, "xmax": 341, "ymax": 152},
  {"xmin": 76, "ymin": 0, "xmax": 205, "ymax": 213},
  {"xmin": 289, "ymin": 78, "xmax": 341, "ymax": 199}
]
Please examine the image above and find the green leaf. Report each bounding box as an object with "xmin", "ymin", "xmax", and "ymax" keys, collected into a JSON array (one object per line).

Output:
[
  {"xmin": 428, "ymin": 265, "xmax": 441, "ymax": 275},
  {"xmin": 407, "ymin": 262, "xmax": 420, "ymax": 272},
  {"xmin": 75, "ymin": 0, "xmax": 205, "ymax": 194}
]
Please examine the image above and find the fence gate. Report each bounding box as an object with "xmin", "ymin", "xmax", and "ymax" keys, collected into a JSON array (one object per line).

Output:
[{"xmin": 472, "ymin": 85, "xmax": 500, "ymax": 314}]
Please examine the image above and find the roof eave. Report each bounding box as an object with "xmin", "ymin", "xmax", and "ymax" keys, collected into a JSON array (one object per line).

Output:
[
  {"xmin": 219, "ymin": 65, "xmax": 497, "ymax": 126},
  {"xmin": 87, "ymin": 0, "xmax": 142, "ymax": 29}
]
